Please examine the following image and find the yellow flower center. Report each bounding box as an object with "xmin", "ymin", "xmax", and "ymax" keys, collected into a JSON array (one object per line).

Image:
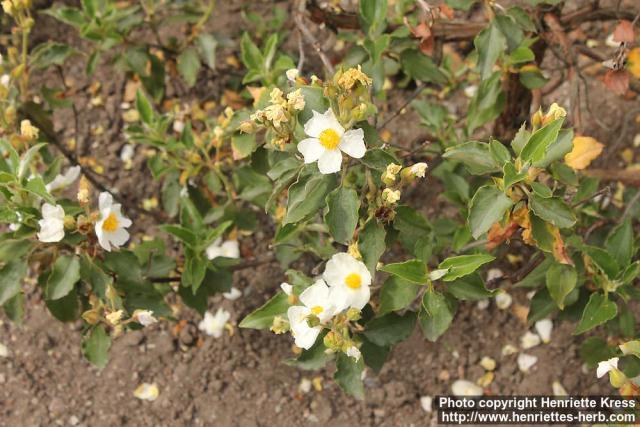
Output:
[
  {"xmin": 319, "ymin": 128, "xmax": 340, "ymax": 150},
  {"xmin": 345, "ymin": 273, "xmax": 362, "ymax": 289},
  {"xmin": 102, "ymin": 212, "xmax": 119, "ymax": 232},
  {"xmin": 311, "ymin": 306, "xmax": 324, "ymax": 315}
]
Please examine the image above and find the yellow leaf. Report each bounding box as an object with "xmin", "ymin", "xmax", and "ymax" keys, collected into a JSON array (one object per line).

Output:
[
  {"xmin": 628, "ymin": 48, "xmax": 640, "ymax": 79},
  {"xmin": 564, "ymin": 136, "xmax": 604, "ymax": 170}
]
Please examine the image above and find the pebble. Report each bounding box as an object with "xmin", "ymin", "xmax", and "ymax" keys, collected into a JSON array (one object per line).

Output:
[
  {"xmin": 451, "ymin": 379, "xmax": 483, "ymax": 396},
  {"xmin": 495, "ymin": 292, "xmax": 512, "ymax": 310},
  {"xmin": 517, "ymin": 353, "xmax": 538, "ymax": 373},
  {"xmin": 535, "ymin": 319, "xmax": 553, "ymax": 343},
  {"xmin": 0, "ymin": 342, "xmax": 8, "ymax": 358},
  {"xmin": 520, "ymin": 331, "xmax": 541, "ymax": 349},
  {"xmin": 420, "ymin": 396, "xmax": 433, "ymax": 413},
  {"xmin": 480, "ymin": 356, "xmax": 496, "ymax": 371}
]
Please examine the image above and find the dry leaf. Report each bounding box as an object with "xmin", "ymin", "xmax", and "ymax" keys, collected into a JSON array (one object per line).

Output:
[
  {"xmin": 612, "ymin": 20, "xmax": 635, "ymax": 43},
  {"xmin": 603, "ymin": 69, "xmax": 630, "ymax": 95},
  {"xmin": 564, "ymin": 136, "xmax": 605, "ymax": 170},
  {"xmin": 628, "ymin": 48, "xmax": 640, "ymax": 79},
  {"xmin": 486, "ymin": 220, "xmax": 518, "ymax": 250},
  {"xmin": 551, "ymin": 227, "xmax": 573, "ymax": 266}
]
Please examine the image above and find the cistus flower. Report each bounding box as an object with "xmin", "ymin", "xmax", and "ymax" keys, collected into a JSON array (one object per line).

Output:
[
  {"xmin": 198, "ymin": 308, "xmax": 231, "ymax": 338},
  {"xmin": 596, "ymin": 357, "xmax": 619, "ymax": 378},
  {"xmin": 287, "ymin": 279, "xmax": 336, "ymax": 349},
  {"xmin": 346, "ymin": 346, "xmax": 362, "ymax": 361},
  {"xmin": 95, "ymin": 192, "xmax": 132, "ymax": 252},
  {"xmin": 323, "ymin": 253, "xmax": 372, "ymax": 312},
  {"xmin": 133, "ymin": 309, "xmax": 158, "ymax": 326},
  {"xmin": 205, "ymin": 238, "xmax": 240, "ymax": 260},
  {"xmin": 280, "ymin": 282, "xmax": 293, "ymax": 295},
  {"xmin": 37, "ymin": 203, "xmax": 65, "ymax": 243},
  {"xmin": 46, "ymin": 165, "xmax": 81, "ymax": 192},
  {"xmin": 298, "ymin": 109, "xmax": 366, "ymax": 174}
]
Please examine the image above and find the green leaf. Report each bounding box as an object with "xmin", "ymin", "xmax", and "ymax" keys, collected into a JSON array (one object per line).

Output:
[
  {"xmin": 30, "ymin": 42, "xmax": 78, "ymax": 69},
  {"xmin": 545, "ymin": 263, "xmax": 577, "ymax": 309},
  {"xmin": 360, "ymin": 148, "xmax": 399, "ymax": 171},
  {"xmin": 530, "ymin": 182, "xmax": 553, "ymax": 198},
  {"xmin": 79, "ymin": 255, "xmax": 111, "ymax": 299},
  {"xmin": 400, "ymin": 49, "xmax": 447, "ymax": 85},
  {"xmin": 379, "ymin": 276, "xmax": 418, "ymax": 315},
  {"xmin": 503, "ymin": 162, "xmax": 528, "ymax": 189},
  {"xmin": 135, "ymin": 89, "xmax": 154, "ymax": 125},
  {"xmin": 527, "ymin": 288, "xmax": 558, "ymax": 323},
  {"xmin": 364, "ymin": 312, "xmax": 416, "ymax": 346},
  {"xmin": 160, "ymin": 225, "xmax": 197, "ymax": 247},
  {"xmin": 0, "ymin": 260, "xmax": 27, "ymax": 306},
  {"xmin": 606, "ymin": 219, "xmax": 634, "ymax": 268},
  {"xmin": 3, "ymin": 292, "xmax": 24, "ymax": 324},
  {"xmin": 574, "ymin": 293, "xmax": 618, "ymax": 335},
  {"xmin": 82, "ymin": 325, "xmax": 111, "ymax": 369},
  {"xmin": 46, "ymin": 288, "xmax": 80, "ymax": 322},
  {"xmin": 43, "ymin": 6, "xmax": 85, "ymax": 27},
  {"xmin": 474, "ymin": 22, "xmax": 507, "ymax": 80},
  {"xmin": 360, "ymin": 338, "xmax": 390, "ymax": 373},
  {"xmin": 446, "ymin": 273, "xmax": 496, "ymax": 300},
  {"xmin": 45, "ymin": 255, "xmax": 81, "ymax": 300},
  {"xmin": 520, "ymin": 118, "xmax": 564, "ymax": 164},
  {"xmin": 489, "ymin": 139, "xmax": 511, "ymax": 166},
  {"xmin": 535, "ymin": 128, "xmax": 573, "ymax": 168},
  {"xmin": 379, "ymin": 259, "xmax": 427, "ymax": 284},
  {"xmin": 519, "ymin": 66, "xmax": 549, "ymax": 89},
  {"xmin": 239, "ymin": 292, "xmax": 288, "ymax": 329},
  {"xmin": 419, "ymin": 290, "xmax": 456, "ymax": 341},
  {"xmin": 438, "ymin": 254, "xmax": 495, "ymax": 282},
  {"xmin": 325, "ymin": 187, "xmax": 360, "ymax": 244},
  {"xmin": 528, "ymin": 194, "xmax": 576, "ymax": 228},
  {"xmin": 359, "ymin": 0, "xmax": 388, "ymax": 37},
  {"xmin": 240, "ymin": 32, "xmax": 263, "ymax": 70},
  {"xmin": 583, "ymin": 246, "xmax": 620, "ymax": 280},
  {"xmin": 284, "ymin": 174, "xmax": 337, "ymax": 225},
  {"xmin": 468, "ymin": 185, "xmax": 514, "ymax": 239},
  {"xmin": 177, "ymin": 47, "xmax": 201, "ymax": 87},
  {"xmin": 580, "ymin": 337, "xmax": 618, "ymax": 367},
  {"xmin": 442, "ymin": 141, "xmax": 501, "ymax": 175},
  {"xmin": 359, "ymin": 219, "xmax": 386, "ymax": 275},
  {"xmin": 196, "ymin": 33, "xmax": 218, "ymax": 69},
  {"xmin": 334, "ymin": 353, "xmax": 365, "ymax": 400}
]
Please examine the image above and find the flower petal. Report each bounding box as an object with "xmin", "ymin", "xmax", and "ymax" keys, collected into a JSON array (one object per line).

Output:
[
  {"xmin": 339, "ymin": 128, "xmax": 366, "ymax": 158},
  {"xmin": 98, "ymin": 192, "xmax": 113, "ymax": 211},
  {"xmin": 304, "ymin": 109, "xmax": 344, "ymax": 138},
  {"xmin": 299, "ymin": 279, "xmax": 330, "ymax": 310},
  {"xmin": 317, "ymin": 150, "xmax": 342, "ymax": 174},
  {"xmin": 298, "ymin": 138, "xmax": 325, "ymax": 163}
]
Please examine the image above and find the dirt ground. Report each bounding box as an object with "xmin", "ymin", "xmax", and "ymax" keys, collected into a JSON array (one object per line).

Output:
[{"xmin": 1, "ymin": 0, "xmax": 638, "ymax": 426}]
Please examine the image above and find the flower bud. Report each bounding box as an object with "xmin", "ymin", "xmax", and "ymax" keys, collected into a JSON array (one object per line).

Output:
[
  {"xmin": 381, "ymin": 163, "xmax": 401, "ymax": 186},
  {"xmin": 286, "ymin": 68, "xmax": 299, "ymax": 82},
  {"xmin": 345, "ymin": 308, "xmax": 361, "ymax": 321},
  {"xmin": 20, "ymin": 119, "xmax": 39, "ymax": 140},
  {"xmin": 106, "ymin": 309, "xmax": 124, "ymax": 326},
  {"xmin": 270, "ymin": 315, "xmax": 289, "ymax": 334},
  {"xmin": 401, "ymin": 162, "xmax": 428, "ymax": 183},
  {"xmin": 82, "ymin": 309, "xmax": 100, "ymax": 325},
  {"xmin": 239, "ymin": 121, "xmax": 256, "ymax": 134},
  {"xmin": 323, "ymin": 330, "xmax": 344, "ymax": 351},
  {"xmin": 381, "ymin": 188, "xmax": 401, "ymax": 205}
]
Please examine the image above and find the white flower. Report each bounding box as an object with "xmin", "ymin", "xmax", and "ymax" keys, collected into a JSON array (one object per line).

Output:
[
  {"xmin": 173, "ymin": 120, "xmax": 185, "ymax": 133},
  {"xmin": 37, "ymin": 203, "xmax": 65, "ymax": 243},
  {"xmin": 198, "ymin": 308, "xmax": 230, "ymax": 338},
  {"xmin": 596, "ymin": 357, "xmax": 619, "ymax": 378},
  {"xmin": 323, "ymin": 253, "xmax": 372, "ymax": 312},
  {"xmin": 46, "ymin": 166, "xmax": 81, "ymax": 192},
  {"xmin": 517, "ymin": 353, "xmax": 538, "ymax": 372},
  {"xmin": 409, "ymin": 162, "xmax": 428, "ymax": 178},
  {"xmin": 520, "ymin": 331, "xmax": 541, "ymax": 349},
  {"xmin": 420, "ymin": 396, "xmax": 433, "ymax": 413},
  {"xmin": 95, "ymin": 192, "xmax": 132, "ymax": 252},
  {"xmin": 298, "ymin": 109, "xmax": 366, "ymax": 174},
  {"xmin": 133, "ymin": 309, "xmax": 157, "ymax": 327},
  {"xmin": 534, "ymin": 319, "xmax": 553, "ymax": 343},
  {"xmin": 9, "ymin": 212, "xmax": 23, "ymax": 232},
  {"xmin": 287, "ymin": 279, "xmax": 336, "ymax": 349},
  {"xmin": 133, "ymin": 383, "xmax": 159, "ymax": 401},
  {"xmin": 222, "ymin": 287, "xmax": 242, "ymax": 300},
  {"xmin": 495, "ymin": 292, "xmax": 512, "ymax": 309},
  {"xmin": 205, "ymin": 238, "xmax": 240, "ymax": 260},
  {"xmin": 286, "ymin": 68, "xmax": 299, "ymax": 82},
  {"xmin": 463, "ymin": 85, "xmax": 478, "ymax": 98},
  {"xmin": 280, "ymin": 282, "xmax": 293, "ymax": 295},
  {"xmin": 451, "ymin": 379, "xmax": 483, "ymax": 396},
  {"xmin": 0, "ymin": 74, "xmax": 9, "ymax": 88},
  {"xmin": 346, "ymin": 346, "xmax": 361, "ymax": 361}
]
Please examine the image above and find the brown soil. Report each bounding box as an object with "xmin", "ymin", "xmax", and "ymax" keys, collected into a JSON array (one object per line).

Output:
[{"xmin": 2, "ymin": 0, "xmax": 638, "ymax": 426}]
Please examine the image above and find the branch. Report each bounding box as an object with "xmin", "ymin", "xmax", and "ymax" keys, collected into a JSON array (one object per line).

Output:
[{"xmin": 294, "ymin": 1, "xmax": 335, "ymax": 75}]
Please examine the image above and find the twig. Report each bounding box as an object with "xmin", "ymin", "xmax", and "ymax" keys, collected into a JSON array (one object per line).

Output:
[
  {"xmin": 293, "ymin": 1, "xmax": 334, "ymax": 75},
  {"xmin": 377, "ymin": 84, "xmax": 423, "ymax": 130},
  {"xmin": 296, "ymin": 30, "xmax": 305, "ymax": 72},
  {"xmin": 571, "ymin": 186, "xmax": 610, "ymax": 208}
]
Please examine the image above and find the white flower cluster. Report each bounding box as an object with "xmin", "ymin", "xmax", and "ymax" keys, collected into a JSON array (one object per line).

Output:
[{"xmin": 286, "ymin": 253, "xmax": 371, "ymax": 350}]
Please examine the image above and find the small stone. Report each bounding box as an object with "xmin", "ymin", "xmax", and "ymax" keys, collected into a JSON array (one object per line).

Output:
[
  {"xmin": 451, "ymin": 379, "xmax": 483, "ymax": 396},
  {"xmin": 486, "ymin": 268, "xmax": 504, "ymax": 282},
  {"xmin": 476, "ymin": 372, "xmax": 494, "ymax": 387},
  {"xmin": 535, "ymin": 319, "xmax": 553, "ymax": 343},
  {"xmin": 552, "ymin": 380, "xmax": 568, "ymax": 396},
  {"xmin": 495, "ymin": 292, "xmax": 512, "ymax": 310},
  {"xmin": 480, "ymin": 356, "xmax": 496, "ymax": 371},
  {"xmin": 133, "ymin": 383, "xmax": 159, "ymax": 401},
  {"xmin": 517, "ymin": 353, "xmax": 538, "ymax": 373},
  {"xmin": 69, "ymin": 415, "xmax": 79, "ymax": 426},
  {"xmin": 0, "ymin": 342, "xmax": 8, "ymax": 358},
  {"xmin": 476, "ymin": 299, "xmax": 489, "ymax": 310},
  {"xmin": 438, "ymin": 370, "xmax": 450, "ymax": 382},
  {"xmin": 502, "ymin": 344, "xmax": 518, "ymax": 356},
  {"xmin": 299, "ymin": 378, "xmax": 312, "ymax": 394},
  {"xmin": 420, "ymin": 396, "xmax": 433, "ymax": 413},
  {"xmin": 520, "ymin": 331, "xmax": 541, "ymax": 349}
]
